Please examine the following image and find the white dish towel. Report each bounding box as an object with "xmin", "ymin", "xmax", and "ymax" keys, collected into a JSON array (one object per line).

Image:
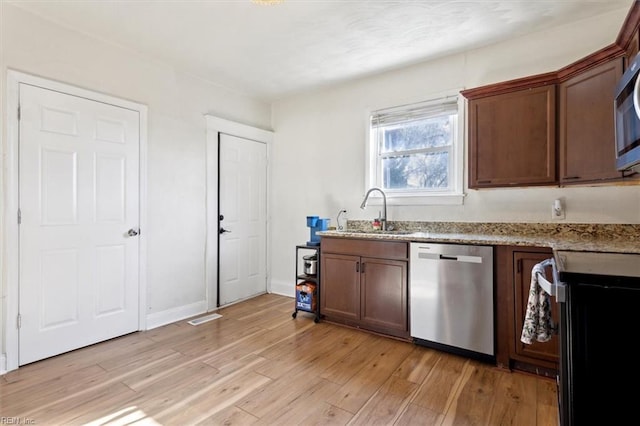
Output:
[{"xmin": 521, "ymin": 263, "xmax": 554, "ymax": 344}]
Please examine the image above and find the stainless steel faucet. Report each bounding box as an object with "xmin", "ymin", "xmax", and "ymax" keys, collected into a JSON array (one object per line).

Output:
[{"xmin": 360, "ymin": 187, "xmax": 387, "ymax": 231}]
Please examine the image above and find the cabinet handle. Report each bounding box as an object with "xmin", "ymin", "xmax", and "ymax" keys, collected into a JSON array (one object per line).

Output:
[
  {"xmin": 361, "ymin": 263, "xmax": 365, "ymax": 274},
  {"xmin": 477, "ymin": 180, "xmax": 492, "ymax": 184},
  {"xmin": 517, "ymin": 259, "xmax": 522, "ymax": 273},
  {"xmin": 563, "ymin": 176, "xmax": 581, "ymax": 180},
  {"xmin": 356, "ymin": 262, "xmax": 359, "ymax": 273}
]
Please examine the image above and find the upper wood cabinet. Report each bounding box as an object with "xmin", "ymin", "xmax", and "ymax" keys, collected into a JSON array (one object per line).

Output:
[
  {"xmin": 468, "ymin": 85, "xmax": 556, "ymax": 188},
  {"xmin": 559, "ymin": 58, "xmax": 624, "ymax": 183},
  {"xmin": 624, "ymin": 29, "xmax": 639, "ymax": 69},
  {"xmin": 618, "ymin": 1, "xmax": 640, "ymax": 71},
  {"xmin": 461, "ymin": 0, "xmax": 640, "ymax": 190},
  {"xmin": 464, "ymin": 47, "xmax": 628, "ymax": 189}
]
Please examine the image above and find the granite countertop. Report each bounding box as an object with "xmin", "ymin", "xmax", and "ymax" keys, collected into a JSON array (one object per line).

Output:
[{"xmin": 318, "ymin": 221, "xmax": 640, "ymax": 254}]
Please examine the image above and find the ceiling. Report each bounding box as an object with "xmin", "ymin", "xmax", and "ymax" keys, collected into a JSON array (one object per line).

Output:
[{"xmin": 8, "ymin": 0, "xmax": 634, "ymax": 102}]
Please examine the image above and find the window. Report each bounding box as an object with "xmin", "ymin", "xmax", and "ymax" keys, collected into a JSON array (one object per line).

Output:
[{"xmin": 368, "ymin": 94, "xmax": 464, "ymax": 204}]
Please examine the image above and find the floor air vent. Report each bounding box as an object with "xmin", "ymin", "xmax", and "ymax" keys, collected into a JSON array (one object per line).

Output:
[{"xmin": 187, "ymin": 313, "xmax": 222, "ymax": 326}]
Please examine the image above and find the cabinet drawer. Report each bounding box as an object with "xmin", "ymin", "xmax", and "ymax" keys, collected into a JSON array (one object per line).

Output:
[{"xmin": 321, "ymin": 237, "xmax": 408, "ymax": 260}]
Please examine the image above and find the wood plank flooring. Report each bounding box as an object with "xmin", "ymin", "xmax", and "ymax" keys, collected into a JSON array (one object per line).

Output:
[{"xmin": 0, "ymin": 294, "xmax": 558, "ymax": 425}]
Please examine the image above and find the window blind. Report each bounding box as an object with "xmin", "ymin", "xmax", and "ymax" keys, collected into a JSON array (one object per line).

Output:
[{"xmin": 371, "ymin": 95, "xmax": 459, "ymax": 127}]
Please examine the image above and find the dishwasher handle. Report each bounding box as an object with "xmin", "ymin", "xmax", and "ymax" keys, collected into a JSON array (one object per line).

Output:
[
  {"xmin": 441, "ymin": 254, "xmax": 483, "ymax": 263},
  {"xmin": 417, "ymin": 252, "xmax": 483, "ymax": 263},
  {"xmin": 439, "ymin": 255, "xmax": 458, "ymax": 261}
]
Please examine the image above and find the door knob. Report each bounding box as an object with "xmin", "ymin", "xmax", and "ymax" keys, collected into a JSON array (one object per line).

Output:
[
  {"xmin": 219, "ymin": 227, "xmax": 231, "ymax": 235},
  {"xmin": 127, "ymin": 228, "xmax": 139, "ymax": 237}
]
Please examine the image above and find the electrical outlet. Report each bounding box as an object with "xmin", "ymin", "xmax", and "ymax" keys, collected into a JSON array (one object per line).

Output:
[{"xmin": 552, "ymin": 199, "xmax": 565, "ymax": 220}]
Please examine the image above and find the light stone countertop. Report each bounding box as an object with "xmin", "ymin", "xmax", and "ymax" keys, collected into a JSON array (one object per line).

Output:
[{"xmin": 318, "ymin": 221, "xmax": 640, "ymax": 254}]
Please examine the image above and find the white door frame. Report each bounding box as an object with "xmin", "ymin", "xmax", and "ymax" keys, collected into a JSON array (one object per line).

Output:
[
  {"xmin": 205, "ymin": 116, "xmax": 273, "ymax": 311},
  {"xmin": 4, "ymin": 70, "xmax": 148, "ymax": 372}
]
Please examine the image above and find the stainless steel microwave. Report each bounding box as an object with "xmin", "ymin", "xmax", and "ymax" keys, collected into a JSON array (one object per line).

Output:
[{"xmin": 614, "ymin": 53, "xmax": 640, "ymax": 171}]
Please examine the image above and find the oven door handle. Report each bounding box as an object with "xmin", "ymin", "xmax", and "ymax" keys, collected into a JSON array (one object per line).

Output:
[
  {"xmin": 536, "ymin": 271, "xmax": 566, "ymax": 303},
  {"xmin": 535, "ymin": 258, "xmax": 566, "ymax": 303}
]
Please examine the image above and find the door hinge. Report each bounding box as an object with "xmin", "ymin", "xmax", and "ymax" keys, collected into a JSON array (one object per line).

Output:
[
  {"xmin": 17, "ymin": 105, "xmax": 21, "ymax": 121},
  {"xmin": 17, "ymin": 208, "xmax": 22, "ymax": 225},
  {"xmin": 17, "ymin": 314, "xmax": 21, "ymax": 329}
]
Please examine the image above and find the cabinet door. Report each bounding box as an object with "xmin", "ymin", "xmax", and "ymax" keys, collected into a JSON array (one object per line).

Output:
[
  {"xmin": 360, "ymin": 258, "xmax": 408, "ymax": 337},
  {"xmin": 320, "ymin": 253, "xmax": 360, "ymax": 321},
  {"xmin": 513, "ymin": 252, "xmax": 559, "ymax": 364},
  {"xmin": 625, "ymin": 30, "xmax": 639, "ymax": 71},
  {"xmin": 468, "ymin": 85, "xmax": 556, "ymax": 188},
  {"xmin": 559, "ymin": 59, "xmax": 623, "ymax": 183}
]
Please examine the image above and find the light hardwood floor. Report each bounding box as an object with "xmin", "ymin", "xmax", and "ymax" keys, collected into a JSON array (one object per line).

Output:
[{"xmin": 0, "ymin": 294, "xmax": 558, "ymax": 425}]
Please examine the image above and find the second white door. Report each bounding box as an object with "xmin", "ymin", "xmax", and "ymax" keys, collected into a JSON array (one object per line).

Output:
[{"xmin": 218, "ymin": 134, "xmax": 267, "ymax": 306}]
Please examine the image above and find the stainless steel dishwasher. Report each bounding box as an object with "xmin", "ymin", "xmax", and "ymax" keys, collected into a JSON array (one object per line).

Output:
[{"xmin": 410, "ymin": 243, "xmax": 494, "ymax": 360}]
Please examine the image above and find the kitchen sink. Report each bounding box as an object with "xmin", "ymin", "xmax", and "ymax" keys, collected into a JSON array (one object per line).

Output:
[{"xmin": 341, "ymin": 229, "xmax": 415, "ymax": 235}]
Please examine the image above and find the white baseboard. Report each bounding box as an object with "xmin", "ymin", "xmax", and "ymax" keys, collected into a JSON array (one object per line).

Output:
[
  {"xmin": 146, "ymin": 300, "xmax": 208, "ymax": 330},
  {"xmin": 146, "ymin": 285, "xmax": 298, "ymax": 330},
  {"xmin": 0, "ymin": 354, "xmax": 6, "ymax": 376},
  {"xmin": 270, "ymin": 278, "xmax": 296, "ymax": 298}
]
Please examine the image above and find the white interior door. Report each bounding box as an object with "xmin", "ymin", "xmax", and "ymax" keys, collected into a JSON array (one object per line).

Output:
[
  {"xmin": 219, "ymin": 134, "xmax": 267, "ymax": 306},
  {"xmin": 19, "ymin": 83, "xmax": 140, "ymax": 365}
]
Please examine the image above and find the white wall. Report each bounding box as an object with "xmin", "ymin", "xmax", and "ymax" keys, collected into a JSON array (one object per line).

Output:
[
  {"xmin": 0, "ymin": 3, "xmax": 271, "ymax": 366},
  {"xmin": 269, "ymin": 7, "xmax": 640, "ymax": 296}
]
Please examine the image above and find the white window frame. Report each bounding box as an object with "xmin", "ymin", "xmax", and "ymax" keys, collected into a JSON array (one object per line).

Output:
[{"xmin": 365, "ymin": 91, "xmax": 465, "ymax": 206}]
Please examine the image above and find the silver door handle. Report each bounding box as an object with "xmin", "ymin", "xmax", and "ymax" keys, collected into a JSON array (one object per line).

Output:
[{"xmin": 127, "ymin": 228, "xmax": 139, "ymax": 237}]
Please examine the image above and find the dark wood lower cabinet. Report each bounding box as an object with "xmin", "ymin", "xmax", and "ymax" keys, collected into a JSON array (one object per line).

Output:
[
  {"xmin": 320, "ymin": 253, "xmax": 359, "ymax": 321},
  {"xmin": 512, "ymin": 251, "xmax": 560, "ymax": 367},
  {"xmin": 320, "ymin": 238, "xmax": 409, "ymax": 339},
  {"xmin": 322, "ymin": 239, "xmax": 558, "ymax": 375},
  {"xmin": 360, "ymin": 258, "xmax": 408, "ymax": 333},
  {"xmin": 496, "ymin": 246, "xmax": 559, "ymax": 377}
]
